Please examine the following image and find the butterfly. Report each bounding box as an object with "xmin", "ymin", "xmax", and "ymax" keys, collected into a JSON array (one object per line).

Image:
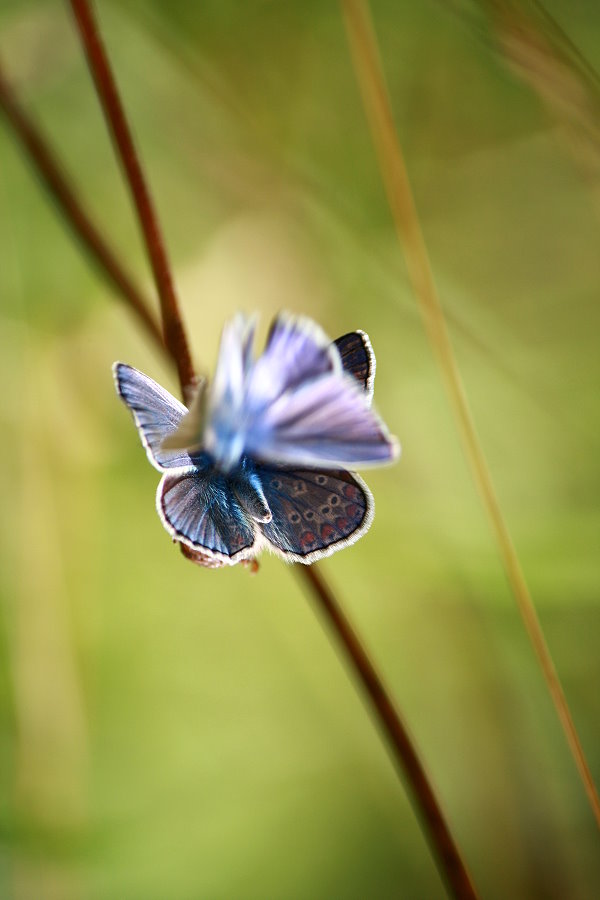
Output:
[{"xmin": 113, "ymin": 313, "xmax": 399, "ymax": 567}]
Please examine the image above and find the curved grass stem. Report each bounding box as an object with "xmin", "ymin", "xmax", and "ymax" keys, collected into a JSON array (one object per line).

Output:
[
  {"xmin": 69, "ymin": 0, "xmax": 195, "ymax": 398},
  {"xmin": 0, "ymin": 61, "xmax": 164, "ymax": 352},
  {"xmin": 299, "ymin": 565, "xmax": 478, "ymax": 899},
  {"xmin": 341, "ymin": 0, "xmax": 600, "ymax": 830}
]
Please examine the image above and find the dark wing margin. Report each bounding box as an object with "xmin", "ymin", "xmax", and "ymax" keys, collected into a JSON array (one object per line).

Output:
[
  {"xmin": 256, "ymin": 464, "xmax": 373, "ymax": 564},
  {"xmin": 333, "ymin": 330, "xmax": 375, "ymax": 402}
]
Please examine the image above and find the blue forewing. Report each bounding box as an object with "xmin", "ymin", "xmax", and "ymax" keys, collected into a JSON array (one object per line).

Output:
[
  {"xmin": 203, "ymin": 313, "xmax": 398, "ymax": 471},
  {"xmin": 113, "ymin": 363, "xmax": 194, "ymax": 472}
]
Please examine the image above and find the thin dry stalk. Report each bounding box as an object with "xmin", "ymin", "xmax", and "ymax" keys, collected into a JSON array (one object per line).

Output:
[
  {"xmin": 69, "ymin": 0, "xmax": 195, "ymax": 398},
  {"xmin": 301, "ymin": 566, "xmax": 478, "ymax": 899},
  {"xmin": 0, "ymin": 61, "xmax": 164, "ymax": 352},
  {"xmin": 340, "ymin": 0, "xmax": 600, "ymax": 830}
]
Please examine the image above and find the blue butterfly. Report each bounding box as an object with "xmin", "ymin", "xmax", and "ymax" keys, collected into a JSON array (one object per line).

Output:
[{"xmin": 113, "ymin": 313, "xmax": 399, "ymax": 566}]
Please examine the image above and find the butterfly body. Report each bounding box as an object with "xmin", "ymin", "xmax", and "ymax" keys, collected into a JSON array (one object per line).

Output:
[{"xmin": 114, "ymin": 314, "xmax": 398, "ymax": 566}]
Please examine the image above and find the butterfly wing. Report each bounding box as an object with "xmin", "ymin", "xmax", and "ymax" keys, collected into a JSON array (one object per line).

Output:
[
  {"xmin": 256, "ymin": 464, "xmax": 373, "ymax": 563},
  {"xmin": 245, "ymin": 313, "xmax": 340, "ymax": 409},
  {"xmin": 239, "ymin": 320, "xmax": 395, "ymax": 469},
  {"xmin": 209, "ymin": 314, "xmax": 255, "ymax": 415},
  {"xmin": 113, "ymin": 363, "xmax": 198, "ymax": 472},
  {"xmin": 157, "ymin": 467, "xmax": 258, "ymax": 564},
  {"xmin": 204, "ymin": 313, "xmax": 346, "ymax": 470},
  {"xmin": 246, "ymin": 372, "xmax": 398, "ymax": 469},
  {"xmin": 334, "ymin": 330, "xmax": 375, "ymax": 402}
]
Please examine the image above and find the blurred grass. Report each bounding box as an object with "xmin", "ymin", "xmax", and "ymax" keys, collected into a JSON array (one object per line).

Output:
[{"xmin": 0, "ymin": 1, "xmax": 599, "ymax": 898}]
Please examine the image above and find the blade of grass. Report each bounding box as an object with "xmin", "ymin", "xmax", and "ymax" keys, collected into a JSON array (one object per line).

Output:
[
  {"xmin": 482, "ymin": 0, "xmax": 600, "ymax": 222},
  {"xmin": 0, "ymin": 60, "xmax": 164, "ymax": 353},
  {"xmin": 60, "ymin": 2, "xmax": 480, "ymax": 894},
  {"xmin": 340, "ymin": 0, "xmax": 600, "ymax": 830},
  {"xmin": 69, "ymin": 0, "xmax": 195, "ymax": 399}
]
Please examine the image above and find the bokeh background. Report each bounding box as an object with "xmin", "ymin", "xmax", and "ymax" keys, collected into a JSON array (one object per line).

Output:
[{"xmin": 1, "ymin": 1, "xmax": 599, "ymax": 897}]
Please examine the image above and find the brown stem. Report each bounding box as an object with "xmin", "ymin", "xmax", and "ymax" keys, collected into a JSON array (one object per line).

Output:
[
  {"xmin": 0, "ymin": 61, "xmax": 164, "ymax": 352},
  {"xmin": 3, "ymin": 6, "xmax": 479, "ymax": 894},
  {"xmin": 299, "ymin": 566, "xmax": 477, "ymax": 899},
  {"xmin": 68, "ymin": 0, "xmax": 195, "ymax": 398},
  {"xmin": 341, "ymin": 0, "xmax": 600, "ymax": 831}
]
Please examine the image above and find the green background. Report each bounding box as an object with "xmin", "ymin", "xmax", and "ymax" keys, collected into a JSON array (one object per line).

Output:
[{"xmin": 0, "ymin": 1, "xmax": 599, "ymax": 897}]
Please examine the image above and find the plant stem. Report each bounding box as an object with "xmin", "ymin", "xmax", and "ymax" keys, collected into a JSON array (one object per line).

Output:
[
  {"xmin": 299, "ymin": 565, "xmax": 478, "ymax": 899},
  {"xmin": 69, "ymin": 0, "xmax": 195, "ymax": 399},
  {"xmin": 1, "ymin": 4, "xmax": 480, "ymax": 894},
  {"xmin": 341, "ymin": 0, "xmax": 600, "ymax": 829},
  {"xmin": 0, "ymin": 61, "xmax": 164, "ymax": 352}
]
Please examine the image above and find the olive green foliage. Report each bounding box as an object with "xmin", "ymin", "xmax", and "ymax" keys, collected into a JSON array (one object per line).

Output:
[{"xmin": 0, "ymin": 1, "xmax": 599, "ymax": 898}]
